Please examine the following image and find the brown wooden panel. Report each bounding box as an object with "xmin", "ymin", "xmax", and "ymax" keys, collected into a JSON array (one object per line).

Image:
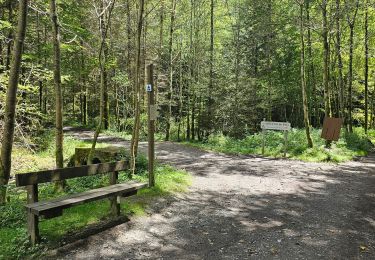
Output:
[
  {"xmin": 26, "ymin": 181, "xmax": 147, "ymax": 216},
  {"xmin": 321, "ymin": 117, "xmax": 343, "ymax": 141},
  {"xmin": 16, "ymin": 160, "xmax": 129, "ymax": 187}
]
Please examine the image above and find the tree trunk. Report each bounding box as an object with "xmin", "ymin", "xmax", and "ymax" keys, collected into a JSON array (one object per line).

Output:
[
  {"xmin": 5, "ymin": 0, "xmax": 13, "ymax": 71},
  {"xmin": 37, "ymin": 12, "xmax": 43, "ymax": 112},
  {"xmin": 335, "ymin": 0, "xmax": 345, "ymax": 122},
  {"xmin": 130, "ymin": 0, "xmax": 145, "ymax": 176},
  {"xmin": 364, "ymin": 0, "xmax": 369, "ymax": 133},
  {"xmin": 165, "ymin": 0, "xmax": 176, "ymax": 141},
  {"xmin": 177, "ymin": 39, "xmax": 183, "ymax": 142},
  {"xmin": 321, "ymin": 0, "xmax": 332, "ymax": 147},
  {"xmin": 102, "ymin": 2, "xmax": 110, "ymax": 130},
  {"xmin": 50, "ymin": 0, "xmax": 65, "ymax": 191},
  {"xmin": 207, "ymin": 0, "xmax": 214, "ymax": 134},
  {"xmin": 0, "ymin": 0, "xmax": 28, "ymax": 204},
  {"xmin": 306, "ymin": 0, "xmax": 318, "ymax": 126},
  {"xmin": 322, "ymin": 0, "xmax": 331, "ymax": 119},
  {"xmin": 299, "ymin": 2, "xmax": 313, "ymax": 148},
  {"xmin": 346, "ymin": 0, "xmax": 359, "ymax": 133},
  {"xmin": 88, "ymin": 0, "xmax": 115, "ymax": 163}
]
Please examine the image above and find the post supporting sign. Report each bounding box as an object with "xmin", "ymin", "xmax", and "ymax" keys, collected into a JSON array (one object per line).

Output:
[
  {"xmin": 147, "ymin": 64, "xmax": 155, "ymax": 187},
  {"xmin": 261, "ymin": 119, "xmax": 291, "ymax": 157}
]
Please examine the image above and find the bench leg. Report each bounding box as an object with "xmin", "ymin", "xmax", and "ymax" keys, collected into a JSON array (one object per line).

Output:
[
  {"xmin": 110, "ymin": 196, "xmax": 121, "ymax": 216},
  {"xmin": 27, "ymin": 209, "xmax": 40, "ymax": 245},
  {"xmin": 109, "ymin": 171, "xmax": 120, "ymax": 216}
]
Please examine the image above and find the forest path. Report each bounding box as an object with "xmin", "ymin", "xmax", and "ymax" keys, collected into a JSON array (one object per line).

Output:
[{"xmin": 53, "ymin": 128, "xmax": 375, "ymax": 259}]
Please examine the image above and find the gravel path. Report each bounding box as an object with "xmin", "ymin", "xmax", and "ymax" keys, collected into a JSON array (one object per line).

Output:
[{"xmin": 52, "ymin": 129, "xmax": 375, "ymax": 259}]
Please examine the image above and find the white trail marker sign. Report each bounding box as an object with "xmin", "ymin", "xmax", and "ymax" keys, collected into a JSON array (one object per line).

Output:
[{"xmin": 261, "ymin": 119, "xmax": 291, "ymax": 157}]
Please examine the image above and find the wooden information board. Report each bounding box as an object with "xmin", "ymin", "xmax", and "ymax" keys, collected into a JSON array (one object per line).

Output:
[{"xmin": 321, "ymin": 117, "xmax": 343, "ymax": 141}]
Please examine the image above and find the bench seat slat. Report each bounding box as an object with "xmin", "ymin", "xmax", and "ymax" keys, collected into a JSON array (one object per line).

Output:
[{"xmin": 26, "ymin": 181, "xmax": 147, "ymax": 216}]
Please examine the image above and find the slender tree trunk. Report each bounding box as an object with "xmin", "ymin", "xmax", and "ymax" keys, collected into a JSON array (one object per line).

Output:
[
  {"xmin": 0, "ymin": 0, "xmax": 28, "ymax": 204},
  {"xmin": 0, "ymin": 6, "xmax": 3, "ymax": 71},
  {"xmin": 364, "ymin": 0, "xmax": 369, "ymax": 133},
  {"xmin": 321, "ymin": 0, "xmax": 332, "ymax": 147},
  {"xmin": 177, "ymin": 39, "xmax": 183, "ymax": 142},
  {"xmin": 130, "ymin": 0, "xmax": 145, "ymax": 176},
  {"xmin": 50, "ymin": 0, "xmax": 65, "ymax": 191},
  {"xmin": 5, "ymin": 0, "xmax": 13, "ymax": 71},
  {"xmin": 165, "ymin": 0, "xmax": 176, "ymax": 141},
  {"xmin": 37, "ymin": 12, "xmax": 43, "ymax": 112},
  {"xmin": 306, "ymin": 0, "xmax": 318, "ymax": 126},
  {"xmin": 207, "ymin": 0, "xmax": 214, "ymax": 134},
  {"xmin": 335, "ymin": 0, "xmax": 345, "ymax": 123},
  {"xmin": 299, "ymin": 2, "xmax": 313, "ymax": 148},
  {"xmin": 88, "ymin": 0, "xmax": 115, "ymax": 163},
  {"xmin": 155, "ymin": 0, "xmax": 164, "ymax": 133},
  {"xmin": 102, "ymin": 2, "xmax": 109, "ymax": 130},
  {"xmin": 345, "ymin": 0, "xmax": 359, "ymax": 133}
]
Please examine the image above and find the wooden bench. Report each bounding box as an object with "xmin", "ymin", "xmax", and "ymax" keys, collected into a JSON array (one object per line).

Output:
[{"xmin": 15, "ymin": 160, "xmax": 147, "ymax": 245}]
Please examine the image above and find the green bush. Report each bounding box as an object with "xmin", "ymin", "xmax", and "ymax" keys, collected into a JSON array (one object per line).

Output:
[{"xmin": 185, "ymin": 127, "xmax": 373, "ymax": 163}]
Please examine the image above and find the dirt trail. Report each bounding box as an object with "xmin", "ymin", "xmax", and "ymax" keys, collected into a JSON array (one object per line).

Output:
[{"xmin": 52, "ymin": 129, "xmax": 375, "ymax": 259}]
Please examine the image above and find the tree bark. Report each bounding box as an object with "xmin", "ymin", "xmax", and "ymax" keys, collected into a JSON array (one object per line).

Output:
[
  {"xmin": 130, "ymin": 0, "xmax": 145, "ymax": 176},
  {"xmin": 306, "ymin": 0, "xmax": 318, "ymax": 126},
  {"xmin": 364, "ymin": 0, "xmax": 369, "ymax": 133},
  {"xmin": 50, "ymin": 0, "xmax": 65, "ymax": 191},
  {"xmin": 345, "ymin": 0, "xmax": 359, "ymax": 133},
  {"xmin": 5, "ymin": 0, "xmax": 14, "ymax": 71},
  {"xmin": 165, "ymin": 0, "xmax": 176, "ymax": 141},
  {"xmin": 335, "ymin": 0, "xmax": 345, "ymax": 123},
  {"xmin": 88, "ymin": 0, "xmax": 115, "ymax": 163},
  {"xmin": 299, "ymin": 2, "xmax": 313, "ymax": 148},
  {"xmin": 0, "ymin": 0, "xmax": 28, "ymax": 204},
  {"xmin": 321, "ymin": 0, "xmax": 331, "ymax": 120}
]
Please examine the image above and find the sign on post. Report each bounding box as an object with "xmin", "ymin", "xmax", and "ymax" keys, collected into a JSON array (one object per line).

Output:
[
  {"xmin": 261, "ymin": 119, "xmax": 291, "ymax": 157},
  {"xmin": 321, "ymin": 117, "xmax": 343, "ymax": 141},
  {"xmin": 147, "ymin": 65, "xmax": 155, "ymax": 187},
  {"xmin": 261, "ymin": 121, "xmax": 291, "ymax": 131}
]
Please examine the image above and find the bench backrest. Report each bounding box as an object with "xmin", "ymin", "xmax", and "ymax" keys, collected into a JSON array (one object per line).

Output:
[{"xmin": 16, "ymin": 160, "xmax": 129, "ymax": 187}]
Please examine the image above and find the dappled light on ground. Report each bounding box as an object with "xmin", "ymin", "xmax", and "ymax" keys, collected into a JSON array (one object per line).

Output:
[{"xmin": 52, "ymin": 130, "xmax": 375, "ymax": 259}]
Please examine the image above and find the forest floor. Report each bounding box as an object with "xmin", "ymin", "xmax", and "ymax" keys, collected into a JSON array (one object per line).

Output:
[{"xmin": 49, "ymin": 128, "xmax": 375, "ymax": 259}]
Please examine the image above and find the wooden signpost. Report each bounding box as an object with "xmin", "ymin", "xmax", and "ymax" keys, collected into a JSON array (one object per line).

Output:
[
  {"xmin": 321, "ymin": 117, "xmax": 343, "ymax": 141},
  {"xmin": 261, "ymin": 119, "xmax": 291, "ymax": 157},
  {"xmin": 147, "ymin": 64, "xmax": 155, "ymax": 187}
]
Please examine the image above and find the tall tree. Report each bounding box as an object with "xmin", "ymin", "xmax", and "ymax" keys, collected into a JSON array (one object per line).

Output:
[
  {"xmin": 364, "ymin": 0, "xmax": 369, "ymax": 134},
  {"xmin": 165, "ymin": 0, "xmax": 176, "ymax": 141},
  {"xmin": 50, "ymin": 0, "xmax": 65, "ymax": 191},
  {"xmin": 306, "ymin": 0, "xmax": 318, "ymax": 126},
  {"xmin": 130, "ymin": 0, "xmax": 145, "ymax": 176},
  {"xmin": 207, "ymin": 0, "xmax": 214, "ymax": 135},
  {"xmin": 88, "ymin": 0, "xmax": 115, "ymax": 163},
  {"xmin": 0, "ymin": 0, "xmax": 28, "ymax": 204},
  {"xmin": 335, "ymin": 0, "xmax": 345, "ymax": 122},
  {"xmin": 321, "ymin": 0, "xmax": 332, "ymax": 146},
  {"xmin": 298, "ymin": 0, "xmax": 313, "ymax": 148},
  {"xmin": 345, "ymin": 0, "xmax": 359, "ymax": 133}
]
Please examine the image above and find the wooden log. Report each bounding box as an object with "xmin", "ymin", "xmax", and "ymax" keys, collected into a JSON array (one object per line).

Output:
[
  {"xmin": 16, "ymin": 160, "xmax": 129, "ymax": 187},
  {"xmin": 109, "ymin": 171, "xmax": 120, "ymax": 216},
  {"xmin": 27, "ymin": 184, "xmax": 40, "ymax": 245}
]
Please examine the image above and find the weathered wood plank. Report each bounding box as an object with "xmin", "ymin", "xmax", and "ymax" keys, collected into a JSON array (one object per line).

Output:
[
  {"xmin": 26, "ymin": 181, "xmax": 147, "ymax": 216},
  {"xmin": 27, "ymin": 185, "xmax": 40, "ymax": 245},
  {"xmin": 109, "ymin": 171, "xmax": 120, "ymax": 216},
  {"xmin": 16, "ymin": 160, "xmax": 129, "ymax": 187}
]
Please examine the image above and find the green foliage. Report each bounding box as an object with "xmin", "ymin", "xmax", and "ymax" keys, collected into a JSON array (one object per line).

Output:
[
  {"xmin": 1, "ymin": 160, "xmax": 190, "ymax": 259},
  {"xmin": 185, "ymin": 127, "xmax": 373, "ymax": 163}
]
